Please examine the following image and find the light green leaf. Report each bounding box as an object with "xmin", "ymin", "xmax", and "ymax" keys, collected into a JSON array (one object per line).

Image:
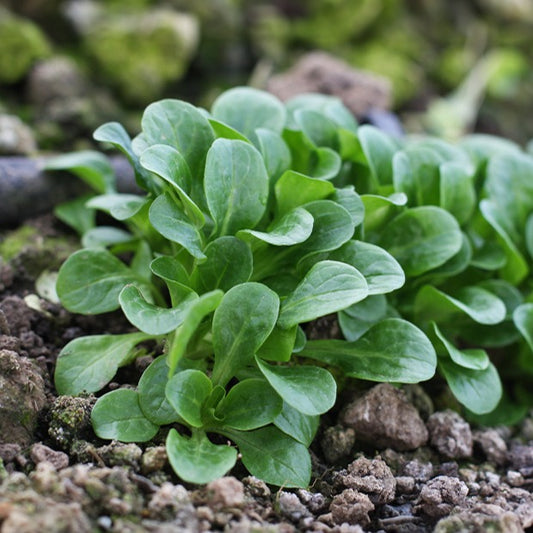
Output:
[
  {"xmin": 256, "ymin": 325, "xmax": 298, "ymax": 362},
  {"xmin": 141, "ymin": 99, "xmax": 215, "ymax": 177},
  {"xmin": 140, "ymin": 144, "xmax": 205, "ymax": 227},
  {"xmin": 254, "ymin": 128, "xmax": 292, "ymax": 183},
  {"xmin": 439, "ymin": 358, "xmax": 502, "ymax": 414},
  {"xmin": 45, "ymin": 150, "xmax": 116, "ymax": 194},
  {"xmin": 216, "ymin": 379, "xmax": 283, "ymax": 430},
  {"xmin": 211, "ymin": 87, "xmax": 286, "ymax": 137},
  {"xmin": 167, "ymin": 290, "xmax": 223, "ymax": 376},
  {"xmin": 238, "ymin": 207, "xmax": 314, "ymax": 246},
  {"xmin": 431, "ymin": 322, "xmax": 489, "ymax": 370},
  {"xmin": 379, "ymin": 206, "xmax": 463, "ymax": 277},
  {"xmin": 415, "ymin": 285, "xmax": 506, "ymax": 325},
  {"xmin": 166, "ymin": 429, "xmax": 237, "ymax": 484},
  {"xmin": 513, "ymin": 303, "xmax": 533, "ymax": 353},
  {"xmin": 223, "ymin": 426, "xmax": 311, "ymax": 488},
  {"xmin": 54, "ymin": 195, "xmax": 95, "ymax": 235},
  {"xmin": 256, "ymin": 358, "xmax": 336, "ymax": 416},
  {"xmin": 81, "ymin": 227, "xmax": 134, "ymax": 249},
  {"xmin": 54, "ymin": 332, "xmax": 151, "ymax": 395},
  {"xmin": 439, "ymin": 161, "xmax": 476, "ymax": 225},
  {"xmin": 87, "ymin": 193, "xmax": 147, "ymax": 221},
  {"xmin": 278, "ymin": 261, "xmax": 368, "ymax": 329},
  {"xmin": 338, "ymin": 294, "xmax": 388, "ymax": 341},
  {"xmin": 330, "ymin": 240, "xmax": 405, "ymax": 295},
  {"xmin": 332, "ymin": 186, "xmax": 365, "ymax": 228},
  {"xmin": 301, "ymin": 318, "xmax": 437, "ymax": 383},
  {"xmin": 138, "ymin": 355, "xmax": 181, "ymax": 425},
  {"xmin": 56, "ymin": 249, "xmax": 143, "ymax": 314},
  {"xmin": 275, "ymin": 170, "xmax": 335, "ymax": 216},
  {"xmin": 361, "ymin": 192, "xmax": 407, "ymax": 233},
  {"xmin": 274, "ymin": 402, "xmax": 320, "ymax": 446},
  {"xmin": 149, "ymin": 192, "xmax": 205, "ymax": 259},
  {"xmin": 119, "ymin": 284, "xmax": 197, "ymax": 335},
  {"xmin": 166, "ymin": 369, "xmax": 212, "ymax": 427},
  {"xmin": 208, "ymin": 118, "xmax": 251, "ymax": 142},
  {"xmin": 204, "ymin": 139, "xmax": 269, "ymax": 236},
  {"xmin": 358, "ymin": 125, "xmax": 397, "ymax": 186},
  {"xmin": 212, "ymin": 283, "xmax": 279, "ymax": 386},
  {"xmin": 92, "ymin": 389, "xmax": 159, "ymax": 442}
]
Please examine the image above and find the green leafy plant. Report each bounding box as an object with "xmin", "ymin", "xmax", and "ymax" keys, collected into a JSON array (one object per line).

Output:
[{"xmin": 50, "ymin": 86, "xmax": 533, "ymax": 487}]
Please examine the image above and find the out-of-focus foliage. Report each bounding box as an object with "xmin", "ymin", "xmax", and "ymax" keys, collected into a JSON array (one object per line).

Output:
[{"xmin": 1, "ymin": 0, "xmax": 532, "ymax": 148}]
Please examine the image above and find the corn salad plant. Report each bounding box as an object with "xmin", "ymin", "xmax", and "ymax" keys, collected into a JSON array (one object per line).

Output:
[{"xmin": 49, "ymin": 87, "xmax": 533, "ymax": 487}]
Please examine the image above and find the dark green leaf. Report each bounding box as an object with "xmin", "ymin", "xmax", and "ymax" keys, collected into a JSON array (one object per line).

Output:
[
  {"xmin": 301, "ymin": 318, "xmax": 436, "ymax": 383},
  {"xmin": 274, "ymin": 402, "xmax": 320, "ymax": 446},
  {"xmin": 256, "ymin": 358, "xmax": 336, "ymax": 416},
  {"xmin": 92, "ymin": 389, "xmax": 159, "ymax": 442}
]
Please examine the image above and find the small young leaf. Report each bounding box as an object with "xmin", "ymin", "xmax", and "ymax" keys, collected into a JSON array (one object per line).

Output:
[
  {"xmin": 140, "ymin": 144, "xmax": 205, "ymax": 227},
  {"xmin": 119, "ymin": 284, "xmax": 197, "ymax": 335},
  {"xmin": 45, "ymin": 150, "xmax": 116, "ymax": 194},
  {"xmin": 223, "ymin": 426, "xmax": 311, "ymax": 488},
  {"xmin": 254, "ymin": 128, "xmax": 292, "ymax": 183},
  {"xmin": 431, "ymin": 322, "xmax": 489, "ymax": 370},
  {"xmin": 167, "ymin": 290, "xmax": 224, "ymax": 376},
  {"xmin": 439, "ymin": 358, "xmax": 502, "ymax": 415},
  {"xmin": 56, "ymin": 249, "xmax": 144, "ymax": 314},
  {"xmin": 212, "ymin": 283, "xmax": 279, "ymax": 386},
  {"xmin": 415, "ymin": 285, "xmax": 506, "ymax": 325},
  {"xmin": 141, "ymin": 99, "xmax": 215, "ymax": 177},
  {"xmin": 81, "ymin": 227, "xmax": 134, "ymax": 249},
  {"xmin": 149, "ymin": 192, "xmax": 206, "ymax": 259},
  {"xmin": 165, "ymin": 369, "xmax": 212, "ymax": 427},
  {"xmin": 211, "ymin": 87, "xmax": 286, "ymax": 138},
  {"xmin": 256, "ymin": 325, "xmax": 298, "ymax": 362},
  {"xmin": 208, "ymin": 118, "xmax": 251, "ymax": 142},
  {"xmin": 513, "ymin": 303, "xmax": 533, "ymax": 353},
  {"xmin": 256, "ymin": 358, "xmax": 336, "ymax": 416},
  {"xmin": 301, "ymin": 318, "xmax": 436, "ymax": 383},
  {"xmin": 332, "ymin": 187, "xmax": 365, "ymax": 228},
  {"xmin": 274, "ymin": 402, "xmax": 320, "ymax": 446},
  {"xmin": 379, "ymin": 206, "xmax": 463, "ymax": 276},
  {"xmin": 92, "ymin": 389, "xmax": 159, "ymax": 442},
  {"xmin": 439, "ymin": 161, "xmax": 476, "ymax": 225},
  {"xmin": 166, "ymin": 429, "xmax": 237, "ymax": 484},
  {"xmin": 216, "ymin": 379, "xmax": 283, "ymax": 430},
  {"xmin": 237, "ymin": 207, "xmax": 314, "ymax": 246},
  {"xmin": 361, "ymin": 192, "xmax": 407, "ymax": 233},
  {"xmin": 54, "ymin": 195, "xmax": 95, "ymax": 235},
  {"xmin": 138, "ymin": 355, "xmax": 181, "ymax": 425},
  {"xmin": 87, "ymin": 193, "xmax": 147, "ymax": 221},
  {"xmin": 93, "ymin": 122, "xmax": 154, "ymax": 193},
  {"xmin": 358, "ymin": 125, "xmax": 397, "ymax": 186},
  {"xmin": 193, "ymin": 236, "xmax": 253, "ymax": 292},
  {"xmin": 278, "ymin": 261, "xmax": 368, "ymax": 329},
  {"xmin": 293, "ymin": 109, "xmax": 339, "ymax": 149},
  {"xmin": 55, "ymin": 332, "xmax": 152, "ymax": 395},
  {"xmin": 205, "ymin": 139, "xmax": 269, "ymax": 235},
  {"xmin": 275, "ymin": 170, "xmax": 335, "ymax": 215},
  {"xmin": 330, "ymin": 240, "xmax": 405, "ymax": 295}
]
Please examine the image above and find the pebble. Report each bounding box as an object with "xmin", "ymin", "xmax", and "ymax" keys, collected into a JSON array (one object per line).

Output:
[
  {"xmin": 416, "ymin": 475, "xmax": 469, "ymax": 518},
  {"xmin": 329, "ymin": 489, "xmax": 374, "ymax": 526},
  {"xmin": 427, "ymin": 410, "xmax": 473, "ymax": 459},
  {"xmin": 30, "ymin": 443, "xmax": 69, "ymax": 470},
  {"xmin": 473, "ymin": 428, "xmax": 508, "ymax": 465},
  {"xmin": 206, "ymin": 476, "xmax": 245, "ymax": 508}
]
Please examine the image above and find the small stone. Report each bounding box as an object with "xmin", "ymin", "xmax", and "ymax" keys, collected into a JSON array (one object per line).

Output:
[
  {"xmin": 320, "ymin": 425, "xmax": 355, "ymax": 464},
  {"xmin": 427, "ymin": 410, "xmax": 473, "ymax": 459},
  {"xmin": 141, "ymin": 446, "xmax": 167, "ymax": 475},
  {"xmin": 395, "ymin": 476, "xmax": 416, "ymax": 494},
  {"xmin": 506, "ymin": 470, "xmax": 525, "ymax": 487},
  {"xmin": 340, "ymin": 384, "xmax": 428, "ymax": 451},
  {"xmin": 434, "ymin": 511, "xmax": 523, "ymax": 533},
  {"xmin": 30, "ymin": 443, "xmax": 69, "ymax": 470},
  {"xmin": 416, "ymin": 475, "xmax": 469, "ymax": 518},
  {"xmin": 96, "ymin": 442, "xmax": 142, "ymax": 468},
  {"xmin": 507, "ymin": 444, "xmax": 533, "ymax": 470},
  {"xmin": 243, "ymin": 476, "xmax": 271, "ymax": 499},
  {"xmin": 206, "ymin": 477, "xmax": 245, "ymax": 508},
  {"xmin": 277, "ymin": 491, "xmax": 311, "ymax": 522},
  {"xmin": 0, "ymin": 115, "xmax": 37, "ymax": 155},
  {"xmin": 340, "ymin": 456, "xmax": 396, "ymax": 504},
  {"xmin": 473, "ymin": 429, "xmax": 508, "ymax": 465},
  {"xmin": 0, "ymin": 349, "xmax": 46, "ymax": 447},
  {"xmin": 296, "ymin": 489, "xmax": 328, "ymax": 514},
  {"xmin": 329, "ymin": 489, "xmax": 374, "ymax": 526}
]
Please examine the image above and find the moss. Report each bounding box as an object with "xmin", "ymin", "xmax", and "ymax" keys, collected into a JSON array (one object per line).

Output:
[
  {"xmin": 85, "ymin": 9, "xmax": 199, "ymax": 105},
  {"xmin": 0, "ymin": 226, "xmax": 38, "ymax": 261},
  {"xmin": 0, "ymin": 8, "xmax": 51, "ymax": 84}
]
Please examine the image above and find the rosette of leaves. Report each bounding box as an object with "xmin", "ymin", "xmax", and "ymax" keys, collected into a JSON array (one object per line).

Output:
[
  {"xmin": 308, "ymin": 129, "xmax": 533, "ymax": 424},
  {"xmin": 50, "ymin": 88, "xmax": 438, "ymax": 487}
]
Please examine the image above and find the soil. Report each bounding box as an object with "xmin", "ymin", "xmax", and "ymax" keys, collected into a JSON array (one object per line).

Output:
[{"xmin": 1, "ymin": 214, "xmax": 533, "ymax": 533}]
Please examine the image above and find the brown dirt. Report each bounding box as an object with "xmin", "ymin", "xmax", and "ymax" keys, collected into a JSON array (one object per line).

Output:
[{"xmin": 1, "ymin": 215, "xmax": 533, "ymax": 533}]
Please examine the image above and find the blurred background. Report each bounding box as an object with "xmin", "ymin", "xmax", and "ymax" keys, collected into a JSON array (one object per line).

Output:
[{"xmin": 1, "ymin": 0, "xmax": 532, "ymax": 155}]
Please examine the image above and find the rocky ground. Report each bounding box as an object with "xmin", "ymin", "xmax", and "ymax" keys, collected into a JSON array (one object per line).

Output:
[{"xmin": 1, "ymin": 215, "xmax": 533, "ymax": 533}]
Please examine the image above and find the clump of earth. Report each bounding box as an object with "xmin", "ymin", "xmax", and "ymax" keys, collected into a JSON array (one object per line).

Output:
[{"xmin": 1, "ymin": 215, "xmax": 533, "ymax": 532}]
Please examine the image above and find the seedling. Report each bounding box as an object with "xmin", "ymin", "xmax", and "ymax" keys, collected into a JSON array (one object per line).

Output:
[{"xmin": 50, "ymin": 87, "xmax": 533, "ymax": 486}]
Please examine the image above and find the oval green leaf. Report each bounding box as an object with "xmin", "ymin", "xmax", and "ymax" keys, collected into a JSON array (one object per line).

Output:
[
  {"xmin": 274, "ymin": 402, "xmax": 320, "ymax": 446},
  {"xmin": 92, "ymin": 389, "xmax": 159, "ymax": 442},
  {"xmin": 301, "ymin": 318, "xmax": 437, "ymax": 383}
]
